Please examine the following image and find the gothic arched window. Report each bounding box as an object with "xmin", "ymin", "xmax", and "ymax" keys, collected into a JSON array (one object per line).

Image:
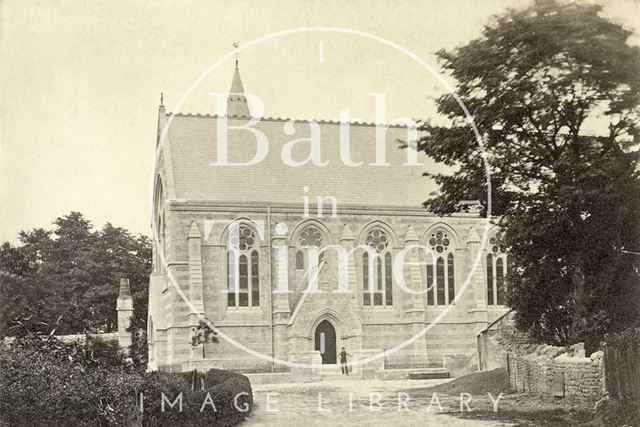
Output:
[
  {"xmin": 363, "ymin": 228, "xmax": 393, "ymax": 307},
  {"xmin": 154, "ymin": 213, "xmax": 165, "ymax": 273},
  {"xmin": 153, "ymin": 178, "xmax": 165, "ymax": 274},
  {"xmin": 487, "ymin": 233, "xmax": 509, "ymax": 306},
  {"xmin": 426, "ymin": 229, "xmax": 455, "ymax": 306},
  {"xmin": 297, "ymin": 225, "xmax": 324, "ymax": 271},
  {"xmin": 227, "ymin": 225, "xmax": 259, "ymax": 308},
  {"xmin": 295, "ymin": 250, "xmax": 304, "ymax": 270}
]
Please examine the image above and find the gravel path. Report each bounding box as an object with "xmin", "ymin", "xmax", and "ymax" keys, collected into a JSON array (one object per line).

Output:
[{"xmin": 244, "ymin": 378, "xmax": 514, "ymax": 426}]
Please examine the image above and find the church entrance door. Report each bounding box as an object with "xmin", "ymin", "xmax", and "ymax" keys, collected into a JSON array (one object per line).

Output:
[{"xmin": 314, "ymin": 320, "xmax": 337, "ymax": 364}]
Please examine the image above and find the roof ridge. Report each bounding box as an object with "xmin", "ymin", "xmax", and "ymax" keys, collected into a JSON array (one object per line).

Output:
[{"xmin": 167, "ymin": 112, "xmax": 418, "ymax": 128}]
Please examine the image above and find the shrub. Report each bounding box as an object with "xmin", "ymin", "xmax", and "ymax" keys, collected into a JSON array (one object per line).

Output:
[
  {"xmin": 204, "ymin": 368, "xmax": 242, "ymax": 388},
  {"xmin": 86, "ymin": 335, "xmax": 128, "ymax": 368},
  {"xmin": 140, "ymin": 369, "xmax": 253, "ymax": 426},
  {"xmin": 205, "ymin": 374, "xmax": 253, "ymax": 426},
  {"xmin": 0, "ymin": 335, "xmax": 252, "ymax": 426},
  {"xmin": 127, "ymin": 314, "xmax": 148, "ymax": 372},
  {"xmin": 0, "ymin": 336, "xmax": 141, "ymax": 426}
]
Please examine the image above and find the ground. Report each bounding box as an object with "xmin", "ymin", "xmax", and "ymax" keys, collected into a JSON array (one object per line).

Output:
[{"xmin": 243, "ymin": 369, "xmax": 595, "ymax": 426}]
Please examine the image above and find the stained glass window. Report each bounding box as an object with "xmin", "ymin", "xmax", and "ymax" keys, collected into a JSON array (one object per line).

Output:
[
  {"xmin": 227, "ymin": 225, "xmax": 260, "ymax": 308},
  {"xmin": 363, "ymin": 252, "xmax": 370, "ymax": 306},
  {"xmin": 296, "ymin": 250, "xmax": 304, "ymax": 270},
  {"xmin": 300, "ymin": 226, "xmax": 323, "ymax": 248},
  {"xmin": 426, "ymin": 252, "xmax": 434, "ymax": 305},
  {"xmin": 429, "ymin": 230, "xmax": 450, "ymax": 254},
  {"xmin": 363, "ymin": 228, "xmax": 393, "ymax": 307},
  {"xmin": 297, "ymin": 225, "xmax": 325, "ymax": 271},
  {"xmin": 486, "ymin": 232, "xmax": 509, "ymax": 306},
  {"xmin": 365, "ymin": 228, "xmax": 389, "ymax": 253},
  {"xmin": 436, "ymin": 257, "xmax": 445, "ymax": 305},
  {"xmin": 251, "ymin": 251, "xmax": 259, "ymax": 307},
  {"xmin": 487, "ymin": 253, "xmax": 494, "ymax": 305},
  {"xmin": 447, "ymin": 252, "xmax": 455, "ymax": 303},
  {"xmin": 426, "ymin": 229, "xmax": 455, "ymax": 306}
]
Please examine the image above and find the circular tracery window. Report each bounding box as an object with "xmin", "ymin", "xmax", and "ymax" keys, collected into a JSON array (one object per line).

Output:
[
  {"xmin": 429, "ymin": 230, "xmax": 450, "ymax": 253},
  {"xmin": 365, "ymin": 228, "xmax": 389, "ymax": 253},
  {"xmin": 230, "ymin": 225, "xmax": 256, "ymax": 250},
  {"xmin": 490, "ymin": 233, "xmax": 508, "ymax": 254},
  {"xmin": 300, "ymin": 226, "xmax": 323, "ymax": 248}
]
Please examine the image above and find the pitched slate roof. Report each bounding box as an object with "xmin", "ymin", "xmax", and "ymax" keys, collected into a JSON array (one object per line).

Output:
[{"xmin": 161, "ymin": 113, "xmax": 436, "ymax": 207}]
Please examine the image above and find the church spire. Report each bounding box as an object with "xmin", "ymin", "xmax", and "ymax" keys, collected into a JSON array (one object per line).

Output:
[{"xmin": 227, "ymin": 42, "xmax": 250, "ymax": 118}]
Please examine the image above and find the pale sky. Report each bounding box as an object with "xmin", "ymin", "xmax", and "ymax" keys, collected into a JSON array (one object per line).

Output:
[{"xmin": 1, "ymin": 0, "xmax": 639, "ymax": 242}]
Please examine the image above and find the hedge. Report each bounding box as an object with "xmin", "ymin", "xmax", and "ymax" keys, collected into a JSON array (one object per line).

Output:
[
  {"xmin": 0, "ymin": 336, "xmax": 253, "ymax": 426},
  {"xmin": 0, "ymin": 337, "xmax": 142, "ymax": 426},
  {"xmin": 140, "ymin": 370, "xmax": 253, "ymax": 427}
]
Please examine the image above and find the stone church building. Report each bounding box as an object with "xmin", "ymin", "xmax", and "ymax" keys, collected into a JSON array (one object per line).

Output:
[{"xmin": 147, "ymin": 63, "xmax": 510, "ymax": 375}]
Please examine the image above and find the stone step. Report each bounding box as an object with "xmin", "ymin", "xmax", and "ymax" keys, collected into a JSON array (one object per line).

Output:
[
  {"xmin": 383, "ymin": 367, "xmax": 450, "ymax": 380},
  {"xmin": 247, "ymin": 367, "xmax": 451, "ymax": 384},
  {"xmin": 408, "ymin": 370, "xmax": 450, "ymax": 380},
  {"xmin": 318, "ymin": 366, "xmax": 349, "ymax": 375}
]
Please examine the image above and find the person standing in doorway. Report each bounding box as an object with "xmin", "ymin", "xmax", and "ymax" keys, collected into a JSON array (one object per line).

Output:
[{"xmin": 339, "ymin": 347, "xmax": 352, "ymax": 375}]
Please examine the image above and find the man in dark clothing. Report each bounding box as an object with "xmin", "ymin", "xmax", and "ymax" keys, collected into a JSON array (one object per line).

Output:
[{"xmin": 339, "ymin": 347, "xmax": 352, "ymax": 375}]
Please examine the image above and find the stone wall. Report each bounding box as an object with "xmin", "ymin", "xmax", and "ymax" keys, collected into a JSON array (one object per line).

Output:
[
  {"xmin": 491, "ymin": 330, "xmax": 605, "ymax": 406},
  {"xmin": 56, "ymin": 332, "xmax": 118, "ymax": 346}
]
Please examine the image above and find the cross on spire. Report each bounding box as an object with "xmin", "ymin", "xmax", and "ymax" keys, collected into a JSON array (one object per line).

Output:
[
  {"xmin": 226, "ymin": 44, "xmax": 250, "ymax": 118},
  {"xmin": 233, "ymin": 41, "xmax": 239, "ymax": 68}
]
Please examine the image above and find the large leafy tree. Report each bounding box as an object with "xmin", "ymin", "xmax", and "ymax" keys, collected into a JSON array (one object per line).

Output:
[
  {"xmin": 0, "ymin": 212, "xmax": 151, "ymax": 337},
  {"xmin": 418, "ymin": 0, "xmax": 640, "ymax": 350}
]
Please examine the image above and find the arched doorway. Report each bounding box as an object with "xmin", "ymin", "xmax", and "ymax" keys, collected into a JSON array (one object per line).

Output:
[{"xmin": 314, "ymin": 320, "xmax": 337, "ymax": 364}]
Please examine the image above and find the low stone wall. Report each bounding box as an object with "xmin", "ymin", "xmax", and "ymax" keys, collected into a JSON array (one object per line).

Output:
[
  {"xmin": 168, "ymin": 357, "xmax": 279, "ymax": 373},
  {"xmin": 491, "ymin": 331, "xmax": 605, "ymax": 406},
  {"xmin": 56, "ymin": 332, "xmax": 119, "ymax": 345}
]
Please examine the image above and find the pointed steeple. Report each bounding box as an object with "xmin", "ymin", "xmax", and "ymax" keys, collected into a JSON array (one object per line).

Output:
[{"xmin": 227, "ymin": 47, "xmax": 251, "ymax": 118}]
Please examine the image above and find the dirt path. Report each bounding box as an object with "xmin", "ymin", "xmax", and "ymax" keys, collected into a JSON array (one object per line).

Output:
[{"xmin": 244, "ymin": 378, "xmax": 515, "ymax": 426}]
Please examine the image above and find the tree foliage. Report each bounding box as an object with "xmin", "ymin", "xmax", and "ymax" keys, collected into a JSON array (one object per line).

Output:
[
  {"xmin": 418, "ymin": 0, "xmax": 640, "ymax": 349},
  {"xmin": 0, "ymin": 318, "xmax": 253, "ymax": 426},
  {"xmin": 128, "ymin": 313, "xmax": 149, "ymax": 372},
  {"xmin": 0, "ymin": 212, "xmax": 151, "ymax": 337},
  {"xmin": 191, "ymin": 318, "xmax": 219, "ymax": 359}
]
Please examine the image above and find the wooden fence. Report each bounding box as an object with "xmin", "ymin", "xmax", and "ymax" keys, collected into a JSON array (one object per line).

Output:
[{"xmin": 603, "ymin": 338, "xmax": 640, "ymax": 404}]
